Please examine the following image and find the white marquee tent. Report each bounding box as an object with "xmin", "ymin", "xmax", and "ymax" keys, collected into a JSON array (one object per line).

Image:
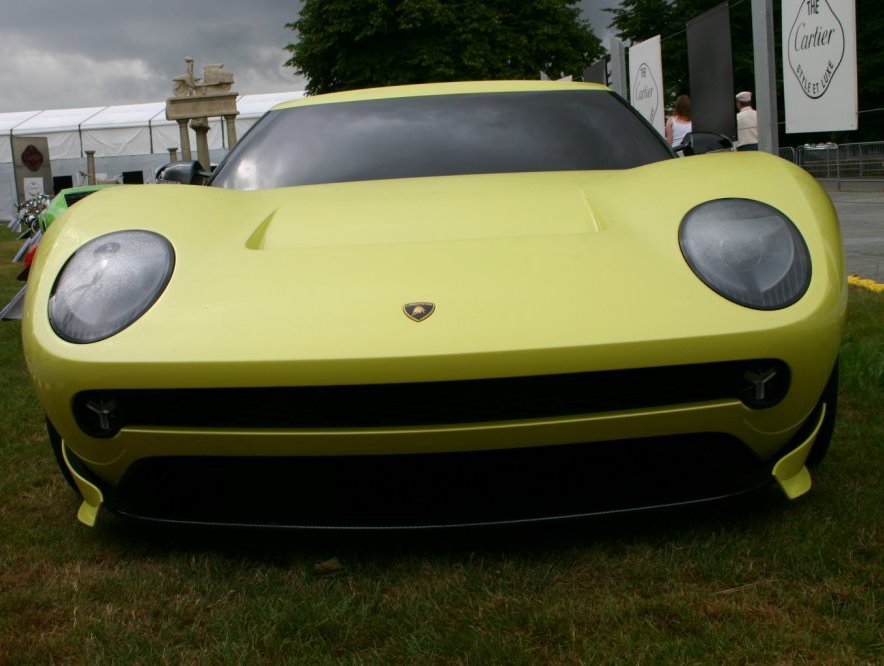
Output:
[{"xmin": 0, "ymin": 91, "xmax": 304, "ymax": 220}]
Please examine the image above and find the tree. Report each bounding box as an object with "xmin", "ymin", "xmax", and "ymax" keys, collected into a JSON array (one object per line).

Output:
[
  {"xmin": 284, "ymin": 0, "xmax": 604, "ymax": 95},
  {"xmin": 852, "ymin": 0, "xmax": 884, "ymax": 142}
]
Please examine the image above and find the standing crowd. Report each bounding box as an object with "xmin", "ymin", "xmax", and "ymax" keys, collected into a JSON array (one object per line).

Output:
[{"xmin": 663, "ymin": 90, "xmax": 759, "ymax": 151}]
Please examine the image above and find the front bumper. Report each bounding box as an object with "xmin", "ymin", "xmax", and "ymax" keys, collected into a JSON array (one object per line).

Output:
[{"xmin": 58, "ymin": 394, "xmax": 830, "ymax": 529}]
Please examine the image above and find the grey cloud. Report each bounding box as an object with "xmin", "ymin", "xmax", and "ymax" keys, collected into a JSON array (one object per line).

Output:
[{"xmin": 0, "ymin": 0, "xmax": 612, "ymax": 113}]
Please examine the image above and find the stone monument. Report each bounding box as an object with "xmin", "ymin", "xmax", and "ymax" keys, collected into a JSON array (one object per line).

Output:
[{"xmin": 165, "ymin": 58, "xmax": 239, "ymax": 170}]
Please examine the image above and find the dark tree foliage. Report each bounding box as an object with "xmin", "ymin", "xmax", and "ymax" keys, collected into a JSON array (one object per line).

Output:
[
  {"xmin": 284, "ymin": 0, "xmax": 603, "ymax": 95},
  {"xmin": 852, "ymin": 0, "xmax": 884, "ymax": 142},
  {"xmin": 607, "ymin": 0, "xmax": 883, "ymax": 143}
]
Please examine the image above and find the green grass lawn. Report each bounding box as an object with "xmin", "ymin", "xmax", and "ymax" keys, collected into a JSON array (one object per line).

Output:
[{"xmin": 0, "ymin": 229, "xmax": 881, "ymax": 664}]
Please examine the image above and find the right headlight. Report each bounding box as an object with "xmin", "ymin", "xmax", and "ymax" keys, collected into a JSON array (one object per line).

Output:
[
  {"xmin": 679, "ymin": 198, "xmax": 811, "ymax": 310},
  {"xmin": 49, "ymin": 230, "xmax": 174, "ymax": 343}
]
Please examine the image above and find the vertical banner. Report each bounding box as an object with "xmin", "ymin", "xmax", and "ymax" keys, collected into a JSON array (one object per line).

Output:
[
  {"xmin": 11, "ymin": 136, "xmax": 52, "ymax": 202},
  {"xmin": 687, "ymin": 3, "xmax": 737, "ymax": 139},
  {"xmin": 628, "ymin": 36, "xmax": 665, "ymax": 135},
  {"xmin": 609, "ymin": 38, "xmax": 628, "ymax": 98},
  {"xmin": 583, "ymin": 59, "xmax": 607, "ymax": 86},
  {"xmin": 783, "ymin": 0, "xmax": 857, "ymax": 133}
]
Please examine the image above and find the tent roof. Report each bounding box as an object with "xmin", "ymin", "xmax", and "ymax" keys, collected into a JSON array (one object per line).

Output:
[
  {"xmin": 13, "ymin": 106, "xmax": 105, "ymax": 133},
  {"xmin": 0, "ymin": 110, "xmax": 42, "ymax": 132},
  {"xmin": 80, "ymin": 102, "xmax": 168, "ymax": 130}
]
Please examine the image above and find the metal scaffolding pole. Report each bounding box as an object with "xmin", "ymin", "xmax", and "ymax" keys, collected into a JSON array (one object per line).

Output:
[{"xmin": 751, "ymin": 0, "xmax": 779, "ymax": 154}]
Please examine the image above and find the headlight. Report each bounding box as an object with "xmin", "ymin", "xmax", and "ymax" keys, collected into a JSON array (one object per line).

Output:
[
  {"xmin": 49, "ymin": 230, "xmax": 174, "ymax": 343},
  {"xmin": 679, "ymin": 199, "xmax": 811, "ymax": 310}
]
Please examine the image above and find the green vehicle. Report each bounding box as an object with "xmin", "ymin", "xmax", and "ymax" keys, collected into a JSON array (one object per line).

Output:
[{"xmin": 40, "ymin": 184, "xmax": 114, "ymax": 230}]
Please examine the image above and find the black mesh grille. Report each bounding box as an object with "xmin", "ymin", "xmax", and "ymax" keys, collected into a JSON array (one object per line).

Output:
[
  {"xmin": 63, "ymin": 190, "xmax": 99, "ymax": 206},
  {"xmin": 73, "ymin": 359, "xmax": 789, "ymax": 438},
  {"xmin": 107, "ymin": 433, "xmax": 770, "ymax": 528}
]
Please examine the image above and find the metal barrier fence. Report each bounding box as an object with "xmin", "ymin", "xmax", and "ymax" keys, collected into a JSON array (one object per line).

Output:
[
  {"xmin": 778, "ymin": 146, "xmax": 796, "ymax": 163},
  {"xmin": 778, "ymin": 141, "xmax": 884, "ymax": 181}
]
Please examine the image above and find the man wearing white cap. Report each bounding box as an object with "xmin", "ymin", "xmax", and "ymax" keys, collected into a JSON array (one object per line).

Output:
[{"xmin": 735, "ymin": 91, "xmax": 758, "ymax": 151}]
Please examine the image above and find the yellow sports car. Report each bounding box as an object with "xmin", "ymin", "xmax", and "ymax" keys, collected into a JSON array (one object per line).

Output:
[{"xmin": 21, "ymin": 81, "xmax": 846, "ymax": 528}]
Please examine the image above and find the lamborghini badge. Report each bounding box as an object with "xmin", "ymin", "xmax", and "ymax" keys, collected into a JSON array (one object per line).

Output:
[{"xmin": 404, "ymin": 302, "xmax": 435, "ymax": 322}]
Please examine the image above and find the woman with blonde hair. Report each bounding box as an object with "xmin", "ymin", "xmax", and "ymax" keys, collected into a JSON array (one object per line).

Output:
[{"xmin": 665, "ymin": 94, "xmax": 692, "ymax": 148}]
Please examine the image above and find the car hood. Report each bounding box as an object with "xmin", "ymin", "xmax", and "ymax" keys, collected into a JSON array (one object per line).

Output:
[{"xmin": 25, "ymin": 153, "xmax": 843, "ymax": 386}]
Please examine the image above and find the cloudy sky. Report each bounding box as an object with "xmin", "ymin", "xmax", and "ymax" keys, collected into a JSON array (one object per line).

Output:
[{"xmin": 0, "ymin": 1, "xmax": 616, "ymax": 114}]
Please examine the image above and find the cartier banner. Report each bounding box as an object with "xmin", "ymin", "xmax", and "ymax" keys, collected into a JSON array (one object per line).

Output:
[
  {"xmin": 628, "ymin": 36, "xmax": 665, "ymax": 136},
  {"xmin": 783, "ymin": 0, "xmax": 857, "ymax": 133}
]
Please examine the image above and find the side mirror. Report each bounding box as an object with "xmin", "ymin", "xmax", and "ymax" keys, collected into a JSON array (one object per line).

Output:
[
  {"xmin": 155, "ymin": 160, "xmax": 211, "ymax": 185},
  {"xmin": 673, "ymin": 132, "xmax": 735, "ymax": 156}
]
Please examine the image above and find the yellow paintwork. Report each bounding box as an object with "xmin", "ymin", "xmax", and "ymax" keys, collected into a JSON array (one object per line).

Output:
[
  {"xmin": 772, "ymin": 404, "xmax": 827, "ymax": 499},
  {"xmin": 62, "ymin": 442, "xmax": 104, "ymax": 526},
  {"xmin": 20, "ymin": 82, "xmax": 847, "ymax": 518},
  {"xmin": 273, "ymin": 80, "xmax": 611, "ymax": 110}
]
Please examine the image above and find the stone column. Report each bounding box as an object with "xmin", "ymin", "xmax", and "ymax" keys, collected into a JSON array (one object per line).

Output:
[
  {"xmin": 167, "ymin": 147, "xmax": 179, "ymax": 162},
  {"xmin": 224, "ymin": 114, "xmax": 238, "ymax": 148},
  {"xmin": 85, "ymin": 150, "xmax": 96, "ymax": 185},
  {"xmin": 177, "ymin": 120, "xmax": 192, "ymax": 160},
  {"xmin": 190, "ymin": 118, "xmax": 211, "ymax": 170}
]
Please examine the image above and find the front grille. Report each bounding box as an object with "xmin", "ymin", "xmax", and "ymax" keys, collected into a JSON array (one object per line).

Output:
[
  {"xmin": 73, "ymin": 359, "xmax": 789, "ymax": 438},
  {"xmin": 107, "ymin": 433, "xmax": 770, "ymax": 528}
]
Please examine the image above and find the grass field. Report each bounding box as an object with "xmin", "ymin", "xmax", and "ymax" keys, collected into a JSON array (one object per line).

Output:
[{"xmin": 0, "ymin": 229, "xmax": 881, "ymax": 664}]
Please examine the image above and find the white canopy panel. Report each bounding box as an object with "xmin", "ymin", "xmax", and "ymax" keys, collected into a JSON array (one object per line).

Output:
[
  {"xmin": 81, "ymin": 102, "xmax": 167, "ymax": 130},
  {"xmin": 13, "ymin": 106, "xmax": 105, "ymax": 159},
  {"xmin": 13, "ymin": 106, "xmax": 105, "ymax": 133},
  {"xmin": 82, "ymin": 126, "xmax": 152, "ymax": 158},
  {"xmin": 0, "ymin": 110, "xmax": 42, "ymax": 132},
  {"xmin": 149, "ymin": 120, "xmax": 184, "ymax": 156},
  {"xmin": 81, "ymin": 103, "xmax": 166, "ymax": 156},
  {"xmin": 1, "ymin": 110, "xmax": 42, "ymax": 164}
]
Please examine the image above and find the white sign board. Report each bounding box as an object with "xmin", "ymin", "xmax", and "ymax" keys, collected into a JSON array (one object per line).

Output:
[
  {"xmin": 628, "ymin": 35, "xmax": 665, "ymax": 136},
  {"xmin": 783, "ymin": 0, "xmax": 857, "ymax": 133},
  {"xmin": 23, "ymin": 177, "xmax": 45, "ymax": 198}
]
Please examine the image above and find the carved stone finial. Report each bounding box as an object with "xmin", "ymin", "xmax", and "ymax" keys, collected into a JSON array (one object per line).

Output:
[{"xmin": 172, "ymin": 57, "xmax": 234, "ymax": 98}]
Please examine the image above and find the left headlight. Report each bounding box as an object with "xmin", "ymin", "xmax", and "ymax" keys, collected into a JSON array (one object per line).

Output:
[
  {"xmin": 49, "ymin": 230, "xmax": 174, "ymax": 343},
  {"xmin": 679, "ymin": 198, "xmax": 811, "ymax": 310}
]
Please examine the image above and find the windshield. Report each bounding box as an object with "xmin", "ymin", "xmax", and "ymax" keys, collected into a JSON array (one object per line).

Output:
[{"xmin": 211, "ymin": 90, "xmax": 673, "ymax": 190}]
